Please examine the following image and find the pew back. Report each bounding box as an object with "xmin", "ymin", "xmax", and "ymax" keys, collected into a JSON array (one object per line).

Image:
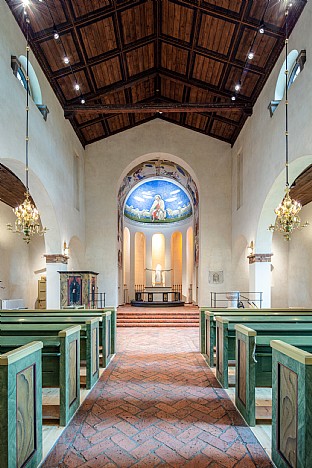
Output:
[
  {"xmin": 0, "ymin": 341, "xmax": 43, "ymax": 468},
  {"xmin": 271, "ymin": 340, "xmax": 312, "ymax": 467}
]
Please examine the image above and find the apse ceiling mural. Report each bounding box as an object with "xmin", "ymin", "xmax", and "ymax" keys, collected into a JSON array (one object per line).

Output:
[{"xmin": 124, "ymin": 179, "xmax": 192, "ymax": 224}]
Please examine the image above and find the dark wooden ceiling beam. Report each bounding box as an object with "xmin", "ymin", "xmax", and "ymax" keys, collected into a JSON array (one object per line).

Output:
[
  {"xmin": 30, "ymin": 0, "xmax": 146, "ymax": 43},
  {"xmin": 61, "ymin": 0, "xmax": 97, "ymax": 94},
  {"xmin": 65, "ymin": 70, "xmax": 157, "ymax": 105},
  {"xmin": 159, "ymin": 69, "xmax": 251, "ymax": 103},
  {"xmin": 64, "ymin": 102, "xmax": 253, "ymax": 116},
  {"xmin": 50, "ymin": 36, "xmax": 156, "ymax": 80},
  {"xmin": 159, "ymin": 35, "xmax": 265, "ymax": 76},
  {"xmin": 175, "ymin": 0, "xmax": 284, "ymax": 37}
]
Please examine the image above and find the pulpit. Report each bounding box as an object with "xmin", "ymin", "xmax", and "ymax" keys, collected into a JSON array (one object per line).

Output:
[{"xmin": 58, "ymin": 271, "xmax": 98, "ymax": 308}]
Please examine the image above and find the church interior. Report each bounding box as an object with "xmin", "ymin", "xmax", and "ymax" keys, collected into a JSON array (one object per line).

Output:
[{"xmin": 1, "ymin": 0, "xmax": 312, "ymax": 466}]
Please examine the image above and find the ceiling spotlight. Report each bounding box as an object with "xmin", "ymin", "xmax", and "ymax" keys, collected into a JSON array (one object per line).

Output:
[
  {"xmin": 259, "ymin": 25, "xmax": 265, "ymax": 34},
  {"xmin": 81, "ymin": 98, "xmax": 85, "ymax": 104},
  {"xmin": 63, "ymin": 56, "xmax": 69, "ymax": 64},
  {"xmin": 74, "ymin": 83, "xmax": 80, "ymax": 91},
  {"xmin": 248, "ymin": 52, "xmax": 254, "ymax": 60},
  {"xmin": 231, "ymin": 96, "xmax": 236, "ymax": 101},
  {"xmin": 53, "ymin": 31, "xmax": 59, "ymax": 40},
  {"xmin": 235, "ymin": 83, "xmax": 241, "ymax": 92}
]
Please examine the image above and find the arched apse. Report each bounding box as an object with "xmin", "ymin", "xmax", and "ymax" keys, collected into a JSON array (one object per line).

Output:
[
  {"xmin": 117, "ymin": 154, "xmax": 199, "ymax": 302},
  {"xmin": 0, "ymin": 158, "xmax": 61, "ymax": 253},
  {"xmin": 256, "ymin": 155, "xmax": 312, "ymax": 253}
]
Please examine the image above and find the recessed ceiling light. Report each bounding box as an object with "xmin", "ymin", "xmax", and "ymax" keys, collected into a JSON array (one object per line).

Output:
[
  {"xmin": 231, "ymin": 96, "xmax": 236, "ymax": 101},
  {"xmin": 74, "ymin": 84, "xmax": 80, "ymax": 91},
  {"xmin": 54, "ymin": 32, "xmax": 59, "ymax": 40},
  {"xmin": 64, "ymin": 56, "xmax": 69, "ymax": 64},
  {"xmin": 235, "ymin": 83, "xmax": 241, "ymax": 92},
  {"xmin": 248, "ymin": 52, "xmax": 254, "ymax": 60},
  {"xmin": 81, "ymin": 98, "xmax": 85, "ymax": 104}
]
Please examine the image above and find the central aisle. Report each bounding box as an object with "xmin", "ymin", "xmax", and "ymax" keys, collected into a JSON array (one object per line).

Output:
[{"xmin": 43, "ymin": 328, "xmax": 272, "ymax": 467}]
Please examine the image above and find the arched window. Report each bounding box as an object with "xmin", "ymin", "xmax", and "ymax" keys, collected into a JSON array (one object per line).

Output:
[
  {"xmin": 11, "ymin": 55, "xmax": 49, "ymax": 120},
  {"xmin": 269, "ymin": 49, "xmax": 306, "ymax": 117}
]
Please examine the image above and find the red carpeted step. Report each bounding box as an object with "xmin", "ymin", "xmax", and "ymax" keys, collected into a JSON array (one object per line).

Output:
[{"xmin": 116, "ymin": 305, "xmax": 199, "ymax": 327}]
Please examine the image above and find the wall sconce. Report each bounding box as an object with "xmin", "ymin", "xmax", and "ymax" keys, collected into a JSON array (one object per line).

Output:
[
  {"xmin": 63, "ymin": 241, "xmax": 69, "ymax": 257},
  {"xmin": 247, "ymin": 241, "xmax": 254, "ymax": 256}
]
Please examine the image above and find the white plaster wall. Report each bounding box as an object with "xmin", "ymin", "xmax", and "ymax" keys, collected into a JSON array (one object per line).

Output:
[
  {"xmin": 0, "ymin": 202, "xmax": 46, "ymax": 308},
  {"xmin": 0, "ymin": 0, "xmax": 85, "ymax": 255},
  {"xmin": 85, "ymin": 120, "xmax": 232, "ymax": 307},
  {"xmin": 231, "ymin": 1, "xmax": 312, "ymax": 305},
  {"xmin": 271, "ymin": 202, "xmax": 312, "ymax": 308}
]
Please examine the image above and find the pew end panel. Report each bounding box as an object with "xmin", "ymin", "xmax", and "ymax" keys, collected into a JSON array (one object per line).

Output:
[
  {"xmin": 0, "ymin": 341, "xmax": 43, "ymax": 468},
  {"xmin": 200, "ymin": 309, "xmax": 207, "ymax": 354},
  {"xmin": 271, "ymin": 340, "xmax": 312, "ymax": 468},
  {"xmin": 59, "ymin": 326, "xmax": 81, "ymax": 426},
  {"xmin": 101, "ymin": 311, "xmax": 114, "ymax": 368},
  {"xmin": 85, "ymin": 318, "xmax": 100, "ymax": 389},
  {"xmin": 216, "ymin": 317, "xmax": 229, "ymax": 388},
  {"xmin": 235, "ymin": 325, "xmax": 257, "ymax": 427}
]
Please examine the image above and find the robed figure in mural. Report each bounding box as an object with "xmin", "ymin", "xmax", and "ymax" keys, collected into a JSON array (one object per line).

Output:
[{"xmin": 150, "ymin": 194, "xmax": 166, "ymax": 221}]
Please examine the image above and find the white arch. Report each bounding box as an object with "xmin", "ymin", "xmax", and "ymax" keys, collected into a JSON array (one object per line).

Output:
[
  {"xmin": 274, "ymin": 50, "xmax": 298, "ymax": 101},
  {"xmin": 19, "ymin": 55, "xmax": 42, "ymax": 105},
  {"xmin": 116, "ymin": 152, "xmax": 200, "ymax": 198},
  {"xmin": 256, "ymin": 154, "xmax": 312, "ymax": 253},
  {"xmin": 0, "ymin": 158, "xmax": 61, "ymax": 253}
]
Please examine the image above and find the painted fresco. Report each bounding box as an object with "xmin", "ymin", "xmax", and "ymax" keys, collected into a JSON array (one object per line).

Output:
[
  {"xmin": 124, "ymin": 179, "xmax": 192, "ymax": 223},
  {"xmin": 118, "ymin": 159, "xmax": 199, "ymax": 264}
]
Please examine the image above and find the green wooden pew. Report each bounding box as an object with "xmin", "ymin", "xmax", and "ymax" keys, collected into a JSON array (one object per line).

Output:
[
  {"xmin": 235, "ymin": 324, "xmax": 312, "ymax": 427},
  {"xmin": 215, "ymin": 316, "xmax": 312, "ymax": 388},
  {"xmin": 201, "ymin": 309, "xmax": 312, "ymax": 367},
  {"xmin": 0, "ymin": 325, "xmax": 81, "ymax": 426},
  {"xmin": 0, "ymin": 341, "xmax": 43, "ymax": 468},
  {"xmin": 0, "ymin": 317, "xmax": 99, "ymax": 390},
  {"xmin": 0, "ymin": 308, "xmax": 116, "ymax": 366},
  {"xmin": 271, "ymin": 340, "xmax": 312, "ymax": 468}
]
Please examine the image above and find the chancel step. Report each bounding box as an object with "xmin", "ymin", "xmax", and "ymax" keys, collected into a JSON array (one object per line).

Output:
[{"xmin": 117, "ymin": 305, "xmax": 199, "ymax": 327}]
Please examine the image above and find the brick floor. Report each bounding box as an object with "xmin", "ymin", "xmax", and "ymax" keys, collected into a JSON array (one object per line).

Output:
[{"xmin": 42, "ymin": 328, "xmax": 273, "ymax": 467}]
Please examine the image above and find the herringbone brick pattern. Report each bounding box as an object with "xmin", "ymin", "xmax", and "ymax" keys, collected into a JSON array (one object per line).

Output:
[{"xmin": 43, "ymin": 328, "xmax": 272, "ymax": 467}]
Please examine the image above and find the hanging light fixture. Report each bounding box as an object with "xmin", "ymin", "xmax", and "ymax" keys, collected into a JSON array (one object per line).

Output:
[
  {"xmin": 7, "ymin": 12, "xmax": 47, "ymax": 244},
  {"xmin": 268, "ymin": 6, "xmax": 308, "ymax": 241}
]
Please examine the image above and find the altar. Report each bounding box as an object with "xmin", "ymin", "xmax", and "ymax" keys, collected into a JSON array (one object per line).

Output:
[{"xmin": 132, "ymin": 287, "xmax": 184, "ymax": 307}]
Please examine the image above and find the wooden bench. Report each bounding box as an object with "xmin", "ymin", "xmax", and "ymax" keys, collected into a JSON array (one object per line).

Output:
[
  {"xmin": 215, "ymin": 316, "xmax": 312, "ymax": 388},
  {"xmin": 234, "ymin": 324, "xmax": 312, "ymax": 426},
  {"xmin": 0, "ymin": 341, "xmax": 43, "ymax": 468},
  {"xmin": 271, "ymin": 340, "xmax": 312, "ymax": 467},
  {"xmin": 202, "ymin": 309, "xmax": 312, "ymax": 367},
  {"xmin": 0, "ymin": 318, "xmax": 100, "ymax": 390},
  {"xmin": 1, "ymin": 307, "xmax": 116, "ymax": 366},
  {"xmin": 0, "ymin": 325, "xmax": 81, "ymax": 426}
]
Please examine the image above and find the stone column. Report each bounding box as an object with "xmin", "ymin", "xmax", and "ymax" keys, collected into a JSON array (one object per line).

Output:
[
  {"xmin": 248, "ymin": 253, "xmax": 273, "ymax": 308},
  {"xmin": 44, "ymin": 254, "xmax": 68, "ymax": 309},
  {"xmin": 129, "ymin": 231, "xmax": 136, "ymax": 300},
  {"xmin": 145, "ymin": 232, "xmax": 153, "ymax": 287},
  {"xmin": 165, "ymin": 233, "xmax": 171, "ymax": 287}
]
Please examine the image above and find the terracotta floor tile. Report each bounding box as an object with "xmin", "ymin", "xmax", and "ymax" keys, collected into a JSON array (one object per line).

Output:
[{"xmin": 42, "ymin": 328, "xmax": 273, "ymax": 467}]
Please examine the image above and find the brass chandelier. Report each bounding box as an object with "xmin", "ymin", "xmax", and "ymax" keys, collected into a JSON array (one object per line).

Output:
[
  {"xmin": 268, "ymin": 7, "xmax": 308, "ymax": 241},
  {"xmin": 7, "ymin": 12, "xmax": 47, "ymax": 244}
]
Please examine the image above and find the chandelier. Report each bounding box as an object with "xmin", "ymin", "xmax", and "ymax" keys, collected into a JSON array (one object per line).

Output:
[
  {"xmin": 268, "ymin": 7, "xmax": 308, "ymax": 241},
  {"xmin": 7, "ymin": 12, "xmax": 47, "ymax": 244}
]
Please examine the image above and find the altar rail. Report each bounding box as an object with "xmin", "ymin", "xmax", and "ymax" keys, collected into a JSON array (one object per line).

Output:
[
  {"xmin": 210, "ymin": 292, "xmax": 263, "ymax": 308},
  {"xmin": 135, "ymin": 291, "xmax": 181, "ymax": 302}
]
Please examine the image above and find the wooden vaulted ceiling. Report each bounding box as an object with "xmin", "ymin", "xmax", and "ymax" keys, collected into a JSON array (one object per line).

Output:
[{"xmin": 6, "ymin": 0, "xmax": 307, "ymax": 147}]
